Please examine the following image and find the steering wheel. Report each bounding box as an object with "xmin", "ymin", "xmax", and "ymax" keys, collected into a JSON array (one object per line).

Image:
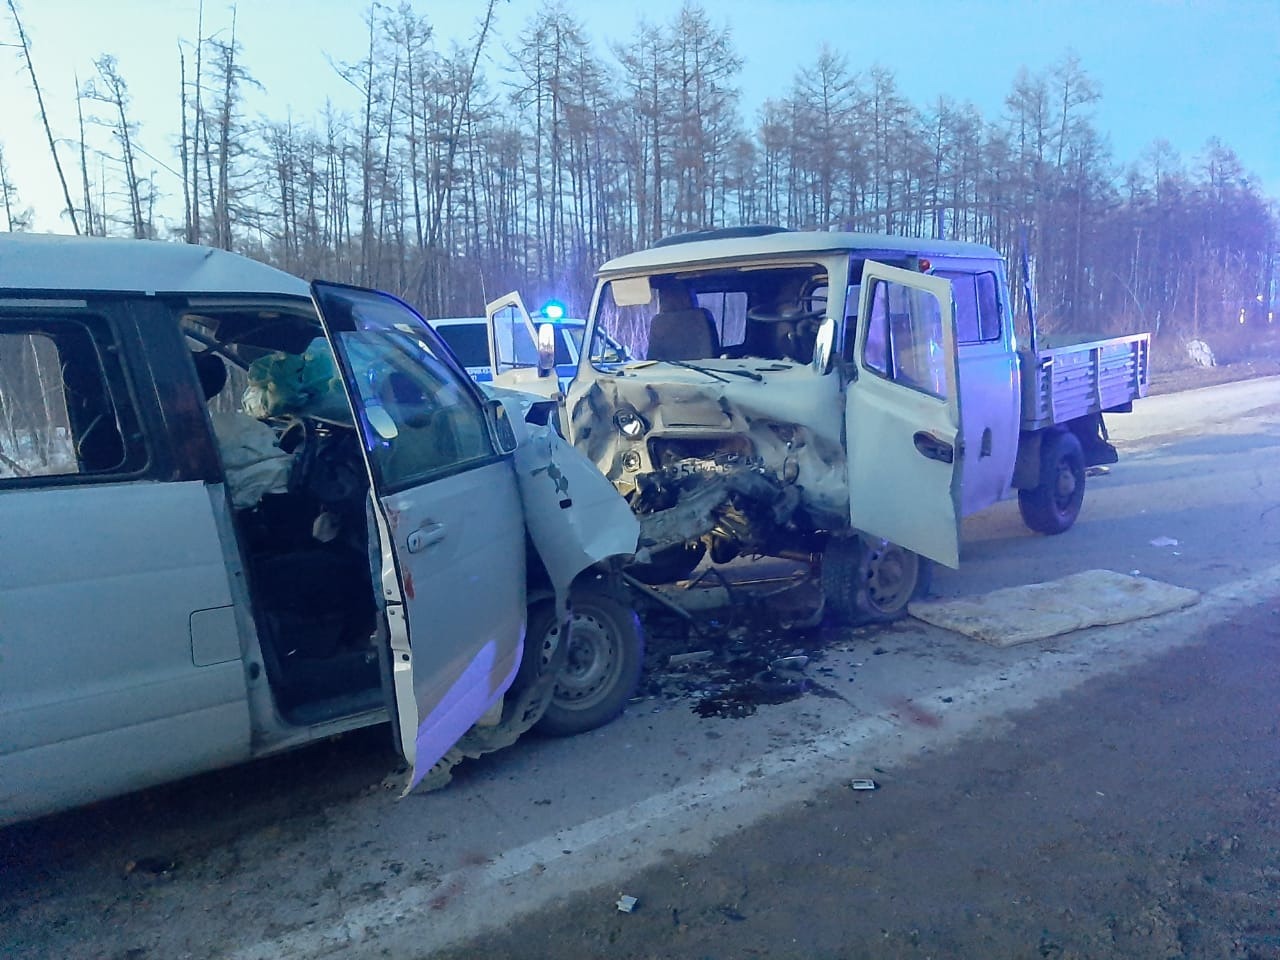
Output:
[
  {"xmin": 746, "ymin": 305, "xmax": 825, "ymax": 324},
  {"xmin": 279, "ymin": 417, "xmax": 319, "ymax": 492}
]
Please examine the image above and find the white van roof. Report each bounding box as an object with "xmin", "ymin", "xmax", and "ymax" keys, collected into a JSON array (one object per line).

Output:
[{"xmin": 0, "ymin": 233, "xmax": 310, "ymax": 298}]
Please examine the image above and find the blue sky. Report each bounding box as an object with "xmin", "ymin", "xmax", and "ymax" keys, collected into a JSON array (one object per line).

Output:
[{"xmin": 3, "ymin": 0, "xmax": 1277, "ymax": 232}]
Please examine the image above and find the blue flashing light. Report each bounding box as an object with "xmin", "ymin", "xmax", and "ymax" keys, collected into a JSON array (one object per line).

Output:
[{"xmin": 540, "ymin": 299, "xmax": 566, "ymax": 321}]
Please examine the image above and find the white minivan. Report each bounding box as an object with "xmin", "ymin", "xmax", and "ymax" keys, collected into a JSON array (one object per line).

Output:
[{"xmin": 0, "ymin": 234, "xmax": 643, "ymax": 826}]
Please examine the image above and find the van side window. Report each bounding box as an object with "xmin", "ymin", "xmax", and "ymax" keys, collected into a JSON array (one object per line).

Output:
[
  {"xmin": 862, "ymin": 279, "xmax": 948, "ymax": 399},
  {"xmin": 314, "ymin": 287, "xmax": 497, "ymax": 492},
  {"xmin": 0, "ymin": 317, "xmax": 147, "ymax": 483}
]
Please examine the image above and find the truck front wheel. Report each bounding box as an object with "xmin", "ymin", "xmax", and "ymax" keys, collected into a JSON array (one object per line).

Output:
[
  {"xmin": 532, "ymin": 586, "xmax": 645, "ymax": 737},
  {"xmin": 1019, "ymin": 430, "xmax": 1086, "ymax": 535},
  {"xmin": 822, "ymin": 535, "xmax": 932, "ymax": 625}
]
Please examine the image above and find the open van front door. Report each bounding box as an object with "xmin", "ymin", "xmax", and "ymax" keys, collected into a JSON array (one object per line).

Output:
[
  {"xmin": 845, "ymin": 262, "xmax": 963, "ymax": 569},
  {"xmin": 484, "ymin": 291, "xmax": 559, "ymax": 398},
  {"xmin": 311, "ymin": 282, "xmax": 527, "ymax": 788}
]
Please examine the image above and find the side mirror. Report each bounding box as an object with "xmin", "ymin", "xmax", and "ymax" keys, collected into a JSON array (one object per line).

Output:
[
  {"xmin": 813, "ymin": 318, "xmax": 835, "ymax": 374},
  {"xmin": 487, "ymin": 398, "xmax": 519, "ymax": 454},
  {"xmin": 536, "ymin": 323, "xmax": 556, "ymax": 378}
]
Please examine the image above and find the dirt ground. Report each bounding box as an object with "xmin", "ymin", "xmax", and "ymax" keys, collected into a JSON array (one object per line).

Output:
[
  {"xmin": 1147, "ymin": 356, "xmax": 1280, "ymax": 398},
  {"xmin": 434, "ymin": 600, "xmax": 1280, "ymax": 960}
]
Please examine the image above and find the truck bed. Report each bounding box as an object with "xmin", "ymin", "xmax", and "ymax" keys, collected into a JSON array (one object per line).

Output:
[{"xmin": 1019, "ymin": 333, "xmax": 1151, "ymax": 431}]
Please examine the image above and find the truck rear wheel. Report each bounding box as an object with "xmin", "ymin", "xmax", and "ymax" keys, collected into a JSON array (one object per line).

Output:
[
  {"xmin": 1019, "ymin": 430, "xmax": 1086, "ymax": 535},
  {"xmin": 532, "ymin": 585, "xmax": 645, "ymax": 737},
  {"xmin": 822, "ymin": 535, "xmax": 931, "ymax": 625}
]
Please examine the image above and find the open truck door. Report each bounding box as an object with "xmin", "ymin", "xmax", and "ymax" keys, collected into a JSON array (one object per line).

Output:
[
  {"xmin": 484, "ymin": 291, "xmax": 560, "ymax": 398},
  {"xmin": 846, "ymin": 262, "xmax": 963, "ymax": 569},
  {"xmin": 311, "ymin": 282, "xmax": 527, "ymax": 788}
]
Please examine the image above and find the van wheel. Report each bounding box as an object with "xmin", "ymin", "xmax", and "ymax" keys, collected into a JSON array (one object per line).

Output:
[
  {"xmin": 822, "ymin": 536, "xmax": 931, "ymax": 625},
  {"xmin": 1019, "ymin": 431, "xmax": 1086, "ymax": 534},
  {"xmin": 533, "ymin": 586, "xmax": 644, "ymax": 737}
]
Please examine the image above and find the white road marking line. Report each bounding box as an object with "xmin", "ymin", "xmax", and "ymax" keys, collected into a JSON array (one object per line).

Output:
[{"xmin": 231, "ymin": 563, "xmax": 1280, "ymax": 960}]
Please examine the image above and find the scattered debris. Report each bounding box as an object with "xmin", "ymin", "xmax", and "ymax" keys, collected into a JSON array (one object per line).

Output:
[
  {"xmin": 1085, "ymin": 465, "xmax": 1111, "ymax": 477},
  {"xmin": 850, "ymin": 779, "xmax": 878, "ymax": 791},
  {"xmin": 667, "ymin": 650, "xmax": 714, "ymax": 667},
  {"xmin": 124, "ymin": 857, "xmax": 177, "ymax": 876},
  {"xmin": 616, "ymin": 894, "xmax": 639, "ymax": 913},
  {"xmin": 1150, "ymin": 536, "xmax": 1180, "ymax": 547}
]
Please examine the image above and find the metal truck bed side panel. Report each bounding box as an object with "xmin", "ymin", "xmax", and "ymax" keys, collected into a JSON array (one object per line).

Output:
[{"xmin": 1020, "ymin": 334, "xmax": 1150, "ymax": 430}]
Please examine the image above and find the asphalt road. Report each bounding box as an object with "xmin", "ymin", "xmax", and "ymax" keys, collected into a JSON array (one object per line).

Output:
[
  {"xmin": 436, "ymin": 596, "xmax": 1280, "ymax": 960},
  {"xmin": 2, "ymin": 376, "xmax": 1278, "ymax": 960}
]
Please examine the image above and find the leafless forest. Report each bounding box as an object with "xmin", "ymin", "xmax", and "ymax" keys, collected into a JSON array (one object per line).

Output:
[{"xmin": 2, "ymin": 0, "xmax": 1276, "ymax": 344}]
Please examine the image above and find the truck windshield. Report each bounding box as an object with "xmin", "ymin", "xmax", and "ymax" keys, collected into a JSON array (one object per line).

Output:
[{"xmin": 588, "ymin": 263, "xmax": 831, "ymax": 370}]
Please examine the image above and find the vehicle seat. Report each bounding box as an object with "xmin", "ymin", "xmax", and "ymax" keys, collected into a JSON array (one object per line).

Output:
[{"xmin": 647, "ymin": 308, "xmax": 720, "ymax": 361}]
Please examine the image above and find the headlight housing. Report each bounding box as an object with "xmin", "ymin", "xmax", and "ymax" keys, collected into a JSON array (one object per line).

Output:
[{"xmin": 613, "ymin": 408, "xmax": 647, "ymax": 439}]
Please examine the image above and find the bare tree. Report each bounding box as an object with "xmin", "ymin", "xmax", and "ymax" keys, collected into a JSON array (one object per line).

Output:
[
  {"xmin": 6, "ymin": 0, "xmax": 79, "ymax": 232},
  {"xmin": 0, "ymin": 142, "xmax": 32, "ymax": 230},
  {"xmin": 83, "ymin": 55, "xmax": 149, "ymax": 238}
]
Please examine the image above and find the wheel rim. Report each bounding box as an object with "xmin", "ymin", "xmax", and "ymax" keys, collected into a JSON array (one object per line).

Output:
[
  {"xmin": 547, "ymin": 608, "xmax": 620, "ymax": 711},
  {"xmin": 863, "ymin": 540, "xmax": 920, "ymax": 613}
]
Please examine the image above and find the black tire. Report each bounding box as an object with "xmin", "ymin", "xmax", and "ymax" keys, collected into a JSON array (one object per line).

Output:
[
  {"xmin": 822, "ymin": 535, "xmax": 932, "ymax": 625},
  {"xmin": 533, "ymin": 585, "xmax": 645, "ymax": 737},
  {"xmin": 625, "ymin": 540, "xmax": 706, "ymax": 585},
  {"xmin": 1018, "ymin": 430, "xmax": 1086, "ymax": 535}
]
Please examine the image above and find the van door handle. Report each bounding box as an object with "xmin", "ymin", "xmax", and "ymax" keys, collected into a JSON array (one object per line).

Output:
[
  {"xmin": 406, "ymin": 522, "xmax": 446, "ymax": 553},
  {"xmin": 913, "ymin": 431, "xmax": 954, "ymax": 464}
]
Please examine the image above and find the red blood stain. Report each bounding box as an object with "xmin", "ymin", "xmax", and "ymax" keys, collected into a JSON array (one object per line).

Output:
[
  {"xmin": 887, "ymin": 696, "xmax": 942, "ymax": 728},
  {"xmin": 403, "ymin": 571, "xmax": 415, "ymax": 600}
]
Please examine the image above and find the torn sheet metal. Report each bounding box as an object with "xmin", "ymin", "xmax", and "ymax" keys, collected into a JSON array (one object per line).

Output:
[
  {"xmin": 567, "ymin": 361, "xmax": 847, "ymax": 519},
  {"xmin": 512, "ymin": 413, "xmax": 639, "ymax": 606}
]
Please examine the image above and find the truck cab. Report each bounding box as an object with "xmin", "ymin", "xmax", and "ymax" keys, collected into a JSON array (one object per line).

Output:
[{"xmin": 485, "ymin": 227, "xmax": 1148, "ymax": 623}]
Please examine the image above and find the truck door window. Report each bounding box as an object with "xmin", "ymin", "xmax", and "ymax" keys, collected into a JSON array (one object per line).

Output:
[
  {"xmin": 862, "ymin": 279, "xmax": 948, "ymax": 399},
  {"xmin": 0, "ymin": 317, "xmax": 147, "ymax": 483},
  {"xmin": 492, "ymin": 305, "xmax": 539, "ymax": 368}
]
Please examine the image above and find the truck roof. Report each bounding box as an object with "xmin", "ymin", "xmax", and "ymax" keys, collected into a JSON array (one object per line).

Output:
[
  {"xmin": 0, "ymin": 233, "xmax": 310, "ymax": 298},
  {"xmin": 597, "ymin": 230, "xmax": 1002, "ymax": 278}
]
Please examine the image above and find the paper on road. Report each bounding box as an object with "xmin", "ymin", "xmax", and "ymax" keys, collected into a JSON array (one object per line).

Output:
[{"xmin": 908, "ymin": 569, "xmax": 1201, "ymax": 646}]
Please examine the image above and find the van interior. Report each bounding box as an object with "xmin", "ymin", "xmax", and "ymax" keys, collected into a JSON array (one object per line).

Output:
[{"xmin": 181, "ymin": 302, "xmax": 383, "ymax": 726}]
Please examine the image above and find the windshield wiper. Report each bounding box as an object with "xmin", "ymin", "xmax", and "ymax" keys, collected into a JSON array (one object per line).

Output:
[
  {"xmin": 720, "ymin": 366, "xmax": 764, "ymax": 382},
  {"xmin": 659, "ymin": 358, "xmax": 729, "ymax": 382}
]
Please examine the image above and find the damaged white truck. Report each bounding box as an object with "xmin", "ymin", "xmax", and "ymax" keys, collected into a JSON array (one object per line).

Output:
[
  {"xmin": 486, "ymin": 227, "xmax": 1150, "ymax": 622},
  {"xmin": 0, "ymin": 234, "xmax": 643, "ymax": 826}
]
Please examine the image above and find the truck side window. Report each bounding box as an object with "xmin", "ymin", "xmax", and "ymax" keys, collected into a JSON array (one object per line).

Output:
[
  {"xmin": 938, "ymin": 269, "xmax": 1001, "ymax": 344},
  {"xmin": 0, "ymin": 317, "xmax": 147, "ymax": 483},
  {"xmin": 975, "ymin": 272, "xmax": 1001, "ymax": 341},
  {"xmin": 942, "ymin": 272, "xmax": 980, "ymax": 344},
  {"xmin": 862, "ymin": 279, "xmax": 948, "ymax": 399}
]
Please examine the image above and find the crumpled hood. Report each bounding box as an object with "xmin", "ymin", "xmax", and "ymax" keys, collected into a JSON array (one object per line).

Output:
[{"xmin": 565, "ymin": 359, "xmax": 849, "ymax": 522}]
